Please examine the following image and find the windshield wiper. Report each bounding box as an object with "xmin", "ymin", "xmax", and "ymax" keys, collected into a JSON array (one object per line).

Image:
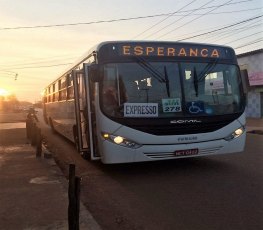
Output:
[
  {"xmin": 164, "ymin": 66, "xmax": 170, "ymax": 98},
  {"xmin": 193, "ymin": 67, "xmax": 198, "ymax": 97},
  {"xmin": 197, "ymin": 60, "xmax": 218, "ymax": 82},
  {"xmin": 192, "ymin": 60, "xmax": 218, "ymax": 97},
  {"xmin": 134, "ymin": 57, "xmax": 171, "ymax": 97},
  {"xmin": 134, "ymin": 56, "xmax": 166, "ymax": 83}
]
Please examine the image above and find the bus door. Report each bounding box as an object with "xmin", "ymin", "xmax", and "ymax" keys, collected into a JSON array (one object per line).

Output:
[{"xmin": 72, "ymin": 69, "xmax": 100, "ymax": 160}]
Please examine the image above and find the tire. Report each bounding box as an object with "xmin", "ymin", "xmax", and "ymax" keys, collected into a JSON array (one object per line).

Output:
[{"xmin": 81, "ymin": 151, "xmax": 91, "ymax": 160}]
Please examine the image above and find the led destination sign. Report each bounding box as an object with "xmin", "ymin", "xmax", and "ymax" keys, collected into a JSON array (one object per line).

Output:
[{"xmin": 119, "ymin": 44, "xmax": 227, "ymax": 58}]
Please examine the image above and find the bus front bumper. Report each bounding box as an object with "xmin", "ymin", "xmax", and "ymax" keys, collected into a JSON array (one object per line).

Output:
[{"xmin": 100, "ymin": 133, "xmax": 246, "ymax": 164}]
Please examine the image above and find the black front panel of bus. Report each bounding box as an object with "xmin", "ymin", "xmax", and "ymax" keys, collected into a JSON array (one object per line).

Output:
[{"xmin": 111, "ymin": 113, "xmax": 243, "ymax": 136}]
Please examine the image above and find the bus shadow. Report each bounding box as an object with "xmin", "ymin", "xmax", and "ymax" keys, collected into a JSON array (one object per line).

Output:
[
  {"xmin": 97, "ymin": 156, "xmax": 231, "ymax": 178},
  {"xmin": 44, "ymin": 127, "xmax": 232, "ymax": 178}
]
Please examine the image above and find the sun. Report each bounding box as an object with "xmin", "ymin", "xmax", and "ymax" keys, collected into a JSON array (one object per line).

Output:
[{"xmin": 0, "ymin": 88, "xmax": 10, "ymax": 97}]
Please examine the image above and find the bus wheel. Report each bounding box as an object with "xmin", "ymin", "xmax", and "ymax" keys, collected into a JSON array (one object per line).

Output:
[{"xmin": 81, "ymin": 151, "xmax": 91, "ymax": 160}]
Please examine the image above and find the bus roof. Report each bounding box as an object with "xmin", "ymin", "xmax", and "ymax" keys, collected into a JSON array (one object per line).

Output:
[
  {"xmin": 90, "ymin": 40, "xmax": 235, "ymax": 52},
  {"xmin": 47, "ymin": 41, "xmax": 236, "ymax": 88},
  {"xmin": 79, "ymin": 40, "xmax": 236, "ymax": 64}
]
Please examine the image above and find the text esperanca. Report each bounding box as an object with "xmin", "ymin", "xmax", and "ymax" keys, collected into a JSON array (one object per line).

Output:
[{"xmin": 121, "ymin": 45, "xmax": 221, "ymax": 58}]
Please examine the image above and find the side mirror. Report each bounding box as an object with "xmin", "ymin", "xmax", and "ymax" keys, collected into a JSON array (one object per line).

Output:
[{"xmin": 88, "ymin": 64, "xmax": 100, "ymax": 82}]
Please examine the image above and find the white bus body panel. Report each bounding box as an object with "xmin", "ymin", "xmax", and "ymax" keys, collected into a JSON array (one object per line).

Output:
[
  {"xmin": 101, "ymin": 134, "xmax": 246, "ymax": 164},
  {"xmin": 45, "ymin": 100, "xmax": 76, "ymax": 142},
  {"xmin": 96, "ymin": 107, "xmax": 246, "ymax": 164}
]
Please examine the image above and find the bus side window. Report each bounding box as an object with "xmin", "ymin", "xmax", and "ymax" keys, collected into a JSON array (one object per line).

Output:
[{"xmin": 67, "ymin": 74, "xmax": 74, "ymax": 100}]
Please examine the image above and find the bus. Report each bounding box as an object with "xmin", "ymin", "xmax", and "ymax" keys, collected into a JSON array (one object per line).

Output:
[{"xmin": 43, "ymin": 41, "xmax": 246, "ymax": 164}]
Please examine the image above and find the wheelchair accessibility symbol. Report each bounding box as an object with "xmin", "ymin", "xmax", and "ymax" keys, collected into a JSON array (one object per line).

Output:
[{"xmin": 186, "ymin": 101, "xmax": 204, "ymax": 114}]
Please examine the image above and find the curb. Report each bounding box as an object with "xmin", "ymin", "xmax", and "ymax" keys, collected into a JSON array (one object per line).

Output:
[{"xmin": 41, "ymin": 144, "xmax": 102, "ymax": 230}]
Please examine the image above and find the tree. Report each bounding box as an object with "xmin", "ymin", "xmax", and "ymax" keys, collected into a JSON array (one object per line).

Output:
[
  {"xmin": 6, "ymin": 94, "xmax": 19, "ymax": 111},
  {"xmin": 0, "ymin": 95, "xmax": 4, "ymax": 111}
]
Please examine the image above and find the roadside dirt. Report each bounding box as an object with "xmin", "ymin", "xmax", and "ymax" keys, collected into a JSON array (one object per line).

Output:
[{"xmin": 0, "ymin": 111, "xmax": 27, "ymax": 123}]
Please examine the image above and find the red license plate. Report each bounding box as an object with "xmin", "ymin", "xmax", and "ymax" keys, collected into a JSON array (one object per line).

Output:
[{"xmin": 174, "ymin": 148, "xmax": 199, "ymax": 157}]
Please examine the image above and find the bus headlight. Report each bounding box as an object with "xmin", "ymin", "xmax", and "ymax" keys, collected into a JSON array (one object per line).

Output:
[
  {"xmin": 224, "ymin": 126, "xmax": 245, "ymax": 141},
  {"xmin": 102, "ymin": 133, "xmax": 141, "ymax": 149}
]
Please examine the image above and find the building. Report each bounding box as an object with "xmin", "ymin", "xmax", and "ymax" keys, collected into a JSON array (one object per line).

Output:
[{"xmin": 237, "ymin": 49, "xmax": 263, "ymax": 118}]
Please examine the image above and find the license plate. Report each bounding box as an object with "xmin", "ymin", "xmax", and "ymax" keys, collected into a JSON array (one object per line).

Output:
[{"xmin": 174, "ymin": 148, "xmax": 199, "ymax": 157}]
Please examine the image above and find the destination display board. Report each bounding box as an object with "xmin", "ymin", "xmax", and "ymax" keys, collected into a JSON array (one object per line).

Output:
[
  {"xmin": 98, "ymin": 42, "xmax": 236, "ymax": 63},
  {"xmin": 120, "ymin": 44, "xmax": 222, "ymax": 58}
]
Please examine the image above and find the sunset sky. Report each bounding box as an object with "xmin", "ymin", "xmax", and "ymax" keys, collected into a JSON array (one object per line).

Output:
[{"xmin": 0, "ymin": 0, "xmax": 262, "ymax": 102}]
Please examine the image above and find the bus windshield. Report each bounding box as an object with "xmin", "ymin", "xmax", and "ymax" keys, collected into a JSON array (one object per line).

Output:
[{"xmin": 101, "ymin": 61, "xmax": 243, "ymax": 118}]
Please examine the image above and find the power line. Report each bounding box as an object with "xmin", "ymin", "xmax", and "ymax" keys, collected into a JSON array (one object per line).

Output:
[
  {"xmin": 1, "ymin": 20, "xmax": 261, "ymax": 73},
  {"xmin": 0, "ymin": 70, "xmax": 18, "ymax": 75},
  {"xmin": 154, "ymin": 7, "xmax": 262, "ymax": 40},
  {"xmin": 172, "ymin": 7, "xmax": 262, "ymax": 16},
  {"xmin": 198, "ymin": 17, "xmax": 262, "ymax": 43},
  {"xmin": 0, "ymin": 0, "xmax": 254, "ymax": 31},
  {"xmin": 144, "ymin": 0, "xmax": 216, "ymax": 39},
  {"xmin": 176, "ymin": 14, "xmax": 263, "ymax": 41},
  {"xmin": 156, "ymin": 0, "xmax": 233, "ymax": 40},
  {"xmin": 226, "ymin": 30, "xmax": 263, "ymax": 44},
  {"xmin": 133, "ymin": 0, "xmax": 254, "ymax": 39},
  {"xmin": 0, "ymin": 15, "xmax": 172, "ymax": 31},
  {"xmin": 0, "ymin": 57, "xmax": 77, "ymax": 69},
  {"xmin": 1, "ymin": 8, "xmax": 261, "ymax": 72},
  {"xmin": 0, "ymin": 1, "xmax": 261, "ymax": 74},
  {"xmin": 132, "ymin": 0, "xmax": 198, "ymax": 39},
  {"xmin": 175, "ymin": 0, "xmax": 253, "ymax": 12},
  {"xmin": 156, "ymin": 16, "xmax": 256, "ymax": 42},
  {"xmin": 234, "ymin": 38, "xmax": 263, "ymax": 49},
  {"xmin": 205, "ymin": 21, "xmax": 262, "ymax": 43},
  {"xmin": 0, "ymin": 62, "xmax": 72, "ymax": 71}
]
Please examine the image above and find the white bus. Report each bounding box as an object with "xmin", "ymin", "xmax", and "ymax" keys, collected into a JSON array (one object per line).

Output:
[{"xmin": 43, "ymin": 41, "xmax": 246, "ymax": 164}]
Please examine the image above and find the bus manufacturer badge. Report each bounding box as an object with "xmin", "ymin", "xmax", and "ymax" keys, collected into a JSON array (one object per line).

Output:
[{"xmin": 170, "ymin": 119, "xmax": 202, "ymax": 124}]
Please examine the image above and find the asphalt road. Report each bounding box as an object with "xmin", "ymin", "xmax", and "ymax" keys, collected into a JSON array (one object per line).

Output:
[{"xmin": 38, "ymin": 114, "xmax": 263, "ymax": 230}]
